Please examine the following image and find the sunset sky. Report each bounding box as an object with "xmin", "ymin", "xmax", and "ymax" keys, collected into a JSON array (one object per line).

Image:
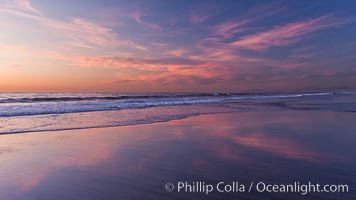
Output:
[{"xmin": 1, "ymin": 0, "xmax": 356, "ymax": 92}]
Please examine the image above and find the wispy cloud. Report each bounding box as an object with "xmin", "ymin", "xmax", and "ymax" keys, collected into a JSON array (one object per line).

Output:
[
  {"xmin": 52, "ymin": 17, "xmax": 121, "ymax": 48},
  {"xmin": 75, "ymin": 55, "xmax": 203, "ymax": 69},
  {"xmin": 190, "ymin": 12, "xmax": 212, "ymax": 24},
  {"xmin": 1, "ymin": 0, "xmax": 42, "ymax": 15},
  {"xmin": 189, "ymin": 3, "xmax": 219, "ymax": 24},
  {"xmin": 0, "ymin": 0, "xmax": 145, "ymax": 50},
  {"xmin": 0, "ymin": 0, "xmax": 43, "ymax": 20},
  {"xmin": 213, "ymin": 19, "xmax": 253, "ymax": 39},
  {"xmin": 129, "ymin": 10, "xmax": 162, "ymax": 31},
  {"xmin": 211, "ymin": 2, "xmax": 286, "ymax": 40},
  {"xmin": 232, "ymin": 14, "xmax": 353, "ymax": 51}
]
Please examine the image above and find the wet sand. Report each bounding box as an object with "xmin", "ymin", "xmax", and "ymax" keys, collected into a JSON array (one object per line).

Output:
[{"xmin": 0, "ymin": 111, "xmax": 355, "ymax": 199}]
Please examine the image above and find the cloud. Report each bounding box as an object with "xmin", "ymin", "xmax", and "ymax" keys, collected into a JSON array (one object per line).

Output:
[
  {"xmin": 213, "ymin": 19, "xmax": 253, "ymax": 39},
  {"xmin": 211, "ymin": 2, "xmax": 286, "ymax": 40},
  {"xmin": 0, "ymin": 0, "xmax": 145, "ymax": 50},
  {"xmin": 50, "ymin": 17, "xmax": 121, "ymax": 48},
  {"xmin": 232, "ymin": 14, "xmax": 353, "ymax": 51},
  {"xmin": 0, "ymin": 0, "xmax": 43, "ymax": 20},
  {"xmin": 73, "ymin": 38, "xmax": 316, "ymax": 88},
  {"xmin": 76, "ymin": 55, "xmax": 204, "ymax": 69},
  {"xmin": 165, "ymin": 48, "xmax": 189, "ymax": 56},
  {"xmin": 129, "ymin": 10, "xmax": 162, "ymax": 31},
  {"xmin": 190, "ymin": 12, "xmax": 212, "ymax": 24},
  {"xmin": 1, "ymin": 0, "xmax": 42, "ymax": 15},
  {"xmin": 189, "ymin": 3, "xmax": 219, "ymax": 24},
  {"xmin": 75, "ymin": 54, "xmax": 229, "ymax": 87}
]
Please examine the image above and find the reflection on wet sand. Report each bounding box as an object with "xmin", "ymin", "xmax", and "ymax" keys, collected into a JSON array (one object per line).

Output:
[{"xmin": 0, "ymin": 111, "xmax": 355, "ymax": 199}]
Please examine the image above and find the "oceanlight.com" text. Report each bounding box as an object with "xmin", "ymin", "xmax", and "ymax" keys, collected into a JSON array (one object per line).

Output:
[{"xmin": 164, "ymin": 181, "xmax": 349, "ymax": 195}]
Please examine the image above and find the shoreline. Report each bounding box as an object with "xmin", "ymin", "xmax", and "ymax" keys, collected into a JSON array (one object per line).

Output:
[
  {"xmin": 0, "ymin": 113, "xmax": 204, "ymax": 136},
  {"xmin": 0, "ymin": 104, "xmax": 236, "ymax": 135},
  {"xmin": 1, "ymin": 92, "xmax": 355, "ymax": 135}
]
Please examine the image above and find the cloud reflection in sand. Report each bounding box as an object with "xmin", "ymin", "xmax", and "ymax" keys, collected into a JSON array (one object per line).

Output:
[{"xmin": 0, "ymin": 111, "xmax": 355, "ymax": 199}]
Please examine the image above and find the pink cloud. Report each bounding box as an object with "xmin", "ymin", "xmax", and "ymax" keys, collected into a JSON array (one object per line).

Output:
[
  {"xmin": 59, "ymin": 17, "xmax": 120, "ymax": 48},
  {"xmin": 190, "ymin": 12, "xmax": 211, "ymax": 24},
  {"xmin": 75, "ymin": 54, "xmax": 228, "ymax": 86},
  {"xmin": 190, "ymin": 8, "xmax": 217, "ymax": 24},
  {"xmin": 211, "ymin": 2, "xmax": 286, "ymax": 40},
  {"xmin": 15, "ymin": 0, "xmax": 42, "ymax": 15},
  {"xmin": 165, "ymin": 47, "xmax": 189, "ymax": 57},
  {"xmin": 1, "ymin": 0, "xmax": 42, "ymax": 15},
  {"xmin": 129, "ymin": 10, "xmax": 162, "ymax": 31},
  {"xmin": 213, "ymin": 19, "xmax": 253, "ymax": 39},
  {"xmin": 0, "ymin": 0, "xmax": 145, "ymax": 50},
  {"xmin": 76, "ymin": 55, "xmax": 203, "ymax": 69},
  {"xmin": 232, "ymin": 14, "xmax": 353, "ymax": 51},
  {"xmin": 189, "ymin": 2, "xmax": 220, "ymax": 24}
]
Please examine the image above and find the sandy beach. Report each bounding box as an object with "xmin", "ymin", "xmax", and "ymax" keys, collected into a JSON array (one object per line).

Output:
[{"xmin": 1, "ymin": 111, "xmax": 355, "ymax": 200}]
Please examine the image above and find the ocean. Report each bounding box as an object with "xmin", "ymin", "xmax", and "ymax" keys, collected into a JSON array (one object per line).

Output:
[{"xmin": 0, "ymin": 92, "xmax": 355, "ymax": 134}]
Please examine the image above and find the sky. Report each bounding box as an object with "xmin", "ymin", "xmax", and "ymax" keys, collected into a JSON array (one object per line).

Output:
[{"xmin": 0, "ymin": 0, "xmax": 356, "ymax": 92}]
